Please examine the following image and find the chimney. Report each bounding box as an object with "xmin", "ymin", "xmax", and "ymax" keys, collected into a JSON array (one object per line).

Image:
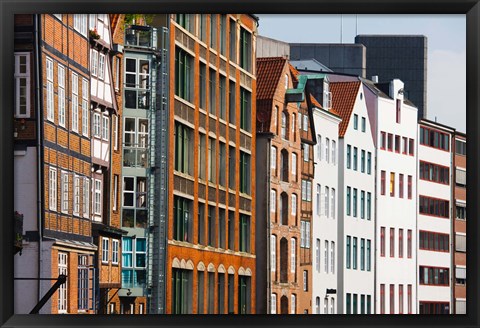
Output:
[{"xmin": 372, "ymin": 75, "xmax": 378, "ymax": 83}]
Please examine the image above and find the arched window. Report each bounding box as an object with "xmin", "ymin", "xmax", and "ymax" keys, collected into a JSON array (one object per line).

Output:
[
  {"xmin": 280, "ymin": 238, "xmax": 288, "ymax": 283},
  {"xmin": 281, "ymin": 112, "xmax": 289, "ymax": 140},
  {"xmin": 280, "ymin": 295, "xmax": 288, "ymax": 314},
  {"xmin": 281, "ymin": 149, "xmax": 289, "ymax": 182},
  {"xmin": 280, "ymin": 192, "xmax": 288, "ymax": 225}
]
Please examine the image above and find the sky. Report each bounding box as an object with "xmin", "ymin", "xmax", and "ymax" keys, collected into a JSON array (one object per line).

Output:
[{"xmin": 256, "ymin": 15, "xmax": 466, "ymax": 133}]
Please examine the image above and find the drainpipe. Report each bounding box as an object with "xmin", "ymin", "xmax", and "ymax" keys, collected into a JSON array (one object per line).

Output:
[{"xmin": 34, "ymin": 13, "xmax": 45, "ymax": 305}]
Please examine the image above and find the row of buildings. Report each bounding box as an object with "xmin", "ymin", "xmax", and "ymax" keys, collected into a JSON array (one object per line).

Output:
[{"xmin": 13, "ymin": 14, "xmax": 466, "ymax": 315}]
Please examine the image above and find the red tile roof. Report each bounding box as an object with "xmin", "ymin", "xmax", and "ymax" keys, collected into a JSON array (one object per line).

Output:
[
  {"xmin": 288, "ymin": 63, "xmax": 300, "ymax": 84},
  {"xmin": 309, "ymin": 94, "xmax": 323, "ymax": 109},
  {"xmin": 256, "ymin": 57, "xmax": 287, "ymax": 100},
  {"xmin": 330, "ymin": 81, "xmax": 361, "ymax": 137}
]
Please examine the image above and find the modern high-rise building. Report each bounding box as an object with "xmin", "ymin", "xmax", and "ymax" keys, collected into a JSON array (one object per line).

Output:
[
  {"xmin": 355, "ymin": 35, "xmax": 428, "ymax": 119},
  {"xmin": 417, "ymin": 118, "xmax": 454, "ymax": 314}
]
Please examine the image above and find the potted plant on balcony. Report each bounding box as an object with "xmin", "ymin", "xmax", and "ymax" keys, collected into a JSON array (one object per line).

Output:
[{"xmin": 89, "ymin": 28, "xmax": 100, "ymax": 41}]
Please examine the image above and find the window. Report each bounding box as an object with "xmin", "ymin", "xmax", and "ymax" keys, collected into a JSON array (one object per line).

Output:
[
  {"xmin": 291, "ymin": 153, "xmax": 297, "ymax": 178},
  {"xmin": 123, "ymin": 118, "xmax": 148, "ymax": 168},
  {"xmin": 290, "ymin": 238, "xmax": 296, "ymax": 273},
  {"xmin": 390, "ymin": 172, "xmax": 395, "ymax": 197},
  {"xmin": 408, "ymin": 175, "xmax": 412, "ymax": 199},
  {"xmin": 73, "ymin": 14, "xmax": 87, "ymax": 36},
  {"xmin": 409, "ymin": 138, "xmax": 414, "ymax": 155},
  {"xmin": 353, "ymin": 114, "xmax": 358, "ymax": 130},
  {"xmin": 302, "ymin": 180, "xmax": 312, "ymax": 202},
  {"xmin": 324, "ymin": 240, "xmax": 329, "ymax": 273},
  {"xmin": 324, "ymin": 297, "xmax": 328, "ymax": 314},
  {"xmin": 303, "ymin": 114, "xmax": 308, "ymax": 131},
  {"xmin": 281, "ymin": 112, "xmax": 288, "ymax": 139},
  {"xmin": 94, "ymin": 179, "xmax": 101, "ymax": 216},
  {"xmin": 407, "ymin": 285, "xmax": 412, "ymax": 314},
  {"xmin": 303, "ymin": 271, "xmax": 308, "ymax": 291},
  {"xmin": 324, "ymin": 186, "xmax": 329, "ymax": 217},
  {"xmin": 361, "ymin": 150, "xmax": 365, "ymax": 173},
  {"xmin": 419, "ymin": 230, "xmax": 450, "ymax": 252},
  {"xmin": 93, "ymin": 113, "xmax": 101, "ymax": 137},
  {"xmin": 219, "ymin": 75, "xmax": 227, "ymax": 120},
  {"xmin": 238, "ymin": 275, "xmax": 251, "ymax": 314},
  {"xmin": 380, "ymin": 284, "xmax": 385, "ymax": 314},
  {"xmin": 419, "ymin": 302, "xmax": 450, "ymax": 314},
  {"xmin": 239, "ymin": 151, "xmax": 251, "ymax": 194},
  {"xmin": 346, "ymin": 187, "xmax": 351, "ymax": 216},
  {"xmin": 407, "ymin": 229, "xmax": 412, "ymax": 258},
  {"xmin": 175, "ymin": 48, "xmax": 193, "ymax": 102},
  {"xmin": 82, "ymin": 79, "xmax": 89, "ymax": 136},
  {"xmin": 280, "ymin": 150, "xmax": 289, "ymax": 182},
  {"xmin": 58, "ymin": 252, "xmax": 68, "ymax": 313},
  {"xmin": 380, "ymin": 131, "xmax": 386, "ymax": 149},
  {"xmin": 271, "ymin": 146, "xmax": 277, "ymax": 173},
  {"xmin": 217, "ymin": 272, "xmax": 225, "ymax": 314},
  {"xmin": 419, "ymin": 196, "xmax": 449, "ymax": 218},
  {"xmin": 360, "ymin": 191, "xmax": 365, "ymax": 219},
  {"xmin": 455, "ymin": 266, "xmax": 466, "ymax": 285},
  {"xmin": 239, "ymin": 214, "xmax": 250, "ymax": 252},
  {"xmin": 197, "ymin": 270, "xmax": 204, "ymax": 313},
  {"xmin": 317, "ymin": 135, "xmax": 322, "ymax": 161},
  {"xmin": 229, "ymin": 18, "xmax": 236, "ymax": 62},
  {"xmin": 271, "ymin": 294, "xmax": 277, "ymax": 314},
  {"xmin": 102, "ymin": 238, "xmax": 109, "ymax": 263},
  {"xmin": 227, "ymin": 210, "xmax": 234, "ymax": 250},
  {"xmin": 389, "ymin": 284, "xmax": 395, "ymax": 314},
  {"xmin": 209, "ymin": 69, "xmax": 217, "ymax": 115},
  {"xmin": 360, "ymin": 238, "xmax": 365, "ymax": 271},
  {"xmin": 455, "ymin": 139, "xmax": 466, "ymax": 156},
  {"xmin": 102, "ymin": 116, "xmax": 109, "ymax": 141},
  {"xmin": 173, "ymin": 196, "xmax": 193, "ymax": 242},
  {"xmin": 325, "ymin": 138, "xmax": 330, "ymax": 163},
  {"xmin": 332, "ymin": 140, "xmax": 336, "ymax": 165},
  {"xmin": 455, "ymin": 233, "xmax": 466, "ymax": 252},
  {"xmin": 390, "ymin": 228, "xmax": 395, "ymax": 257},
  {"xmin": 346, "ymin": 236, "xmax": 351, "ymax": 269},
  {"xmin": 122, "ymin": 177, "xmax": 147, "ymax": 228},
  {"xmin": 174, "ymin": 122, "xmax": 193, "ymax": 175},
  {"xmin": 331, "ymin": 188, "xmax": 336, "ymax": 219},
  {"xmin": 305, "ymin": 221, "xmax": 310, "ymax": 248},
  {"xmin": 387, "ymin": 133, "xmax": 393, "ymax": 151},
  {"xmin": 208, "ymin": 138, "xmax": 216, "ymax": 183},
  {"xmin": 353, "ymin": 294, "xmax": 358, "ymax": 314},
  {"xmin": 270, "ymin": 189, "xmax": 276, "ymax": 213},
  {"xmin": 316, "ymin": 297, "xmax": 320, "ymax": 314},
  {"xmin": 399, "ymin": 284, "xmax": 404, "ymax": 314},
  {"xmin": 399, "ymin": 174, "xmax": 404, "ymax": 198},
  {"xmin": 352, "ymin": 237, "xmax": 357, "ymax": 269},
  {"xmin": 380, "ymin": 171, "xmax": 386, "ymax": 195},
  {"xmin": 240, "ymin": 87, "xmax": 251, "ymax": 132},
  {"xmin": 419, "ymin": 161, "xmax": 450, "ymax": 185},
  {"xmin": 82, "ymin": 177, "xmax": 89, "ymax": 218},
  {"xmin": 71, "ymin": 72, "xmax": 79, "ymax": 132},
  {"xmin": 61, "ymin": 171, "xmax": 69, "ymax": 213},
  {"xmin": 199, "ymin": 63, "xmax": 207, "ymax": 109},
  {"xmin": 209, "ymin": 14, "xmax": 217, "ymax": 49},
  {"xmin": 456, "ymin": 168, "xmax": 466, "ymax": 187},
  {"xmin": 380, "ymin": 227, "xmax": 385, "ymax": 257},
  {"xmin": 346, "ymin": 145, "xmax": 351, "ymax": 169},
  {"xmin": 207, "ymin": 206, "xmax": 215, "ymax": 247},
  {"xmin": 303, "ymin": 143, "xmax": 309, "ymax": 162},
  {"xmin": 228, "ymin": 145, "xmax": 235, "ymax": 188},
  {"xmin": 98, "ymin": 53, "xmax": 105, "ymax": 80},
  {"xmin": 176, "ymin": 14, "xmax": 195, "ymax": 33},
  {"xmin": 91, "ymin": 50, "xmax": 98, "ymax": 77},
  {"xmin": 395, "ymin": 135, "xmax": 400, "ymax": 153},
  {"xmin": 291, "ymin": 294, "xmax": 296, "ymax": 314},
  {"xmin": 78, "ymin": 255, "xmax": 89, "ymax": 311},
  {"xmin": 316, "ymin": 239, "xmax": 320, "ymax": 272},
  {"xmin": 14, "ymin": 53, "xmax": 31, "ymax": 118},
  {"xmin": 456, "ymin": 299, "xmax": 466, "ymax": 314},
  {"xmin": 419, "ymin": 266, "xmax": 450, "ymax": 286},
  {"xmin": 239, "ymin": 27, "xmax": 251, "ymax": 72},
  {"xmin": 292, "ymin": 113, "xmax": 297, "ymax": 141},
  {"xmin": 46, "ymin": 57, "xmax": 54, "ymax": 121},
  {"xmin": 353, "ymin": 188, "xmax": 357, "ymax": 217},
  {"xmin": 57, "ymin": 64, "xmax": 66, "ymax": 127},
  {"xmin": 114, "ymin": 56, "xmax": 120, "ymax": 91},
  {"xmin": 113, "ymin": 115, "xmax": 118, "ymax": 151},
  {"xmin": 346, "ymin": 293, "xmax": 351, "ymax": 314},
  {"xmin": 367, "ymin": 192, "xmax": 371, "ymax": 220},
  {"xmin": 361, "ymin": 295, "xmax": 365, "ymax": 314},
  {"xmin": 419, "ymin": 126, "xmax": 450, "ymax": 151},
  {"xmin": 456, "ymin": 205, "xmax": 466, "ymax": 220},
  {"xmin": 366, "ymin": 239, "xmax": 371, "ymax": 271},
  {"xmin": 271, "ymin": 235, "xmax": 276, "ymax": 272},
  {"xmin": 73, "ymin": 176, "xmax": 80, "ymax": 216},
  {"xmin": 172, "ymin": 268, "xmax": 193, "ymax": 314},
  {"xmin": 331, "ymin": 241, "xmax": 335, "ymax": 274},
  {"xmin": 353, "ymin": 147, "xmax": 358, "ymax": 171},
  {"xmin": 403, "ymin": 137, "xmax": 408, "ymax": 154},
  {"xmin": 399, "ymin": 229, "xmax": 404, "ymax": 258}
]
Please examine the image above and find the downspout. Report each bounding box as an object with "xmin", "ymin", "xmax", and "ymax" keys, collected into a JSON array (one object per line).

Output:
[{"xmin": 34, "ymin": 13, "xmax": 45, "ymax": 304}]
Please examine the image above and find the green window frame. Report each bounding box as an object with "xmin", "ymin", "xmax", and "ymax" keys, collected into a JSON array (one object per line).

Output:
[
  {"xmin": 174, "ymin": 122, "xmax": 193, "ymax": 175},
  {"xmin": 175, "ymin": 47, "xmax": 193, "ymax": 102},
  {"xmin": 239, "ymin": 214, "xmax": 250, "ymax": 252},
  {"xmin": 239, "ymin": 27, "xmax": 251, "ymax": 72},
  {"xmin": 367, "ymin": 239, "xmax": 371, "ymax": 271},
  {"xmin": 346, "ymin": 145, "xmax": 351, "ymax": 169},
  {"xmin": 239, "ymin": 151, "xmax": 250, "ymax": 194},
  {"xmin": 240, "ymin": 87, "xmax": 251, "ymax": 132},
  {"xmin": 346, "ymin": 236, "xmax": 351, "ymax": 269},
  {"xmin": 353, "ymin": 237, "xmax": 357, "ymax": 269},
  {"xmin": 172, "ymin": 268, "xmax": 192, "ymax": 314},
  {"xmin": 173, "ymin": 196, "xmax": 192, "ymax": 242},
  {"xmin": 367, "ymin": 192, "xmax": 371, "ymax": 220},
  {"xmin": 346, "ymin": 187, "xmax": 351, "ymax": 216},
  {"xmin": 360, "ymin": 238, "xmax": 365, "ymax": 270}
]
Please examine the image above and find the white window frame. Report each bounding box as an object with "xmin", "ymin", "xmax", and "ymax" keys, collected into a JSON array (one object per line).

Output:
[
  {"xmin": 331, "ymin": 188, "xmax": 336, "ymax": 219},
  {"xmin": 291, "ymin": 153, "xmax": 297, "ymax": 176},
  {"xmin": 317, "ymin": 135, "xmax": 322, "ymax": 161},
  {"xmin": 46, "ymin": 57, "xmax": 54, "ymax": 122},
  {"xmin": 113, "ymin": 175, "xmax": 118, "ymax": 211},
  {"xmin": 112, "ymin": 239, "xmax": 119, "ymax": 264},
  {"xmin": 82, "ymin": 78, "xmax": 89, "ymax": 136},
  {"xmin": 291, "ymin": 194, "xmax": 297, "ymax": 216},
  {"xmin": 324, "ymin": 240, "xmax": 329, "ymax": 273},
  {"xmin": 270, "ymin": 189, "xmax": 276, "ymax": 213},
  {"xmin": 331, "ymin": 297, "xmax": 335, "ymax": 314},
  {"xmin": 115, "ymin": 56, "xmax": 120, "ymax": 91},
  {"xmin": 325, "ymin": 186, "xmax": 329, "ymax": 218},
  {"xmin": 49, "ymin": 167, "xmax": 57, "ymax": 211},
  {"xmin": 91, "ymin": 49, "xmax": 98, "ymax": 77},
  {"xmin": 332, "ymin": 140, "xmax": 336, "ymax": 165},
  {"xmin": 303, "ymin": 144, "xmax": 309, "ymax": 162},
  {"xmin": 325, "ymin": 138, "xmax": 330, "ymax": 163},
  {"xmin": 102, "ymin": 115, "xmax": 109, "ymax": 141},
  {"xmin": 61, "ymin": 171, "xmax": 69, "ymax": 213},
  {"xmin": 270, "ymin": 235, "xmax": 276, "ymax": 272},
  {"xmin": 93, "ymin": 112, "xmax": 101, "ymax": 137},
  {"xmin": 290, "ymin": 238, "xmax": 296, "ymax": 273},
  {"xmin": 331, "ymin": 241, "xmax": 335, "ymax": 274},
  {"xmin": 300, "ymin": 221, "xmax": 305, "ymax": 247},
  {"xmin": 303, "ymin": 114, "xmax": 308, "ymax": 131},
  {"xmin": 73, "ymin": 175, "xmax": 80, "ymax": 216},
  {"xmin": 71, "ymin": 72, "xmax": 79, "ymax": 132},
  {"xmin": 73, "ymin": 14, "xmax": 87, "ymax": 36},
  {"xmin": 94, "ymin": 179, "xmax": 102, "ymax": 216},
  {"xmin": 271, "ymin": 146, "xmax": 277, "ymax": 170},
  {"xmin": 271, "ymin": 294, "xmax": 277, "ymax": 314},
  {"xmin": 305, "ymin": 221, "xmax": 311, "ymax": 248},
  {"xmin": 303, "ymin": 270, "xmax": 308, "ymax": 291},
  {"xmin": 102, "ymin": 237, "xmax": 109, "ymax": 263},
  {"xmin": 82, "ymin": 177, "xmax": 90, "ymax": 218},
  {"xmin": 290, "ymin": 294, "xmax": 296, "ymax": 314},
  {"xmin": 14, "ymin": 52, "xmax": 31, "ymax": 118},
  {"xmin": 58, "ymin": 64, "xmax": 66, "ymax": 127},
  {"xmin": 316, "ymin": 239, "xmax": 321, "ymax": 272},
  {"xmin": 58, "ymin": 252, "xmax": 68, "ymax": 313},
  {"xmin": 98, "ymin": 53, "xmax": 105, "ymax": 80},
  {"xmin": 113, "ymin": 115, "xmax": 118, "ymax": 150}
]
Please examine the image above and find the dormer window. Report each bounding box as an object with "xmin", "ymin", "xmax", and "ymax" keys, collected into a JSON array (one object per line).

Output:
[{"xmin": 323, "ymin": 80, "xmax": 331, "ymax": 109}]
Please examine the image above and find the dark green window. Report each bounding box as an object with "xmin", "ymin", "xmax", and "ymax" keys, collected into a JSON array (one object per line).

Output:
[
  {"xmin": 346, "ymin": 187, "xmax": 351, "ymax": 216},
  {"xmin": 353, "ymin": 294, "xmax": 358, "ymax": 314},
  {"xmin": 219, "ymin": 15, "xmax": 226, "ymax": 55},
  {"xmin": 229, "ymin": 80, "xmax": 236, "ymax": 124},
  {"xmin": 346, "ymin": 145, "xmax": 351, "ymax": 169},
  {"xmin": 353, "ymin": 237, "xmax": 357, "ymax": 269},
  {"xmin": 228, "ymin": 146, "xmax": 236, "ymax": 189},
  {"xmin": 367, "ymin": 152, "xmax": 371, "ymax": 174},
  {"xmin": 367, "ymin": 295, "xmax": 372, "ymax": 314},
  {"xmin": 240, "ymin": 87, "xmax": 251, "ymax": 132},
  {"xmin": 239, "ymin": 27, "xmax": 251, "ymax": 71},
  {"xmin": 219, "ymin": 75, "xmax": 227, "ymax": 119},
  {"xmin": 346, "ymin": 293, "xmax": 351, "ymax": 314},
  {"xmin": 346, "ymin": 236, "xmax": 351, "ymax": 269},
  {"xmin": 361, "ymin": 294, "xmax": 365, "ymax": 314},
  {"xmin": 367, "ymin": 239, "xmax": 371, "ymax": 271},
  {"xmin": 367, "ymin": 192, "xmax": 371, "ymax": 220},
  {"xmin": 197, "ymin": 202, "xmax": 205, "ymax": 245},
  {"xmin": 239, "ymin": 214, "xmax": 250, "ymax": 252},
  {"xmin": 360, "ymin": 191, "xmax": 365, "ymax": 219},
  {"xmin": 175, "ymin": 47, "xmax": 193, "ymax": 102},
  {"xmin": 239, "ymin": 151, "xmax": 250, "ymax": 194},
  {"xmin": 238, "ymin": 275, "xmax": 251, "ymax": 314},
  {"xmin": 176, "ymin": 14, "xmax": 194, "ymax": 33},
  {"xmin": 228, "ymin": 210, "xmax": 235, "ymax": 250},
  {"xmin": 229, "ymin": 18, "xmax": 237, "ymax": 63},
  {"xmin": 173, "ymin": 196, "xmax": 192, "ymax": 242},
  {"xmin": 171, "ymin": 268, "xmax": 192, "ymax": 314},
  {"xmin": 199, "ymin": 62, "xmax": 206, "ymax": 109},
  {"xmin": 219, "ymin": 142, "xmax": 226, "ymax": 186},
  {"xmin": 208, "ymin": 205, "xmax": 216, "ymax": 247},
  {"xmin": 174, "ymin": 122, "xmax": 193, "ymax": 175},
  {"xmin": 360, "ymin": 238, "xmax": 365, "ymax": 270},
  {"xmin": 210, "ymin": 15, "xmax": 217, "ymax": 49},
  {"xmin": 353, "ymin": 188, "xmax": 357, "ymax": 217},
  {"xmin": 209, "ymin": 69, "xmax": 216, "ymax": 115}
]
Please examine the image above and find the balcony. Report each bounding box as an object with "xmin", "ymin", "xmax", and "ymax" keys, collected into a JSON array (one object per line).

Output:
[{"xmin": 125, "ymin": 25, "xmax": 156, "ymax": 50}]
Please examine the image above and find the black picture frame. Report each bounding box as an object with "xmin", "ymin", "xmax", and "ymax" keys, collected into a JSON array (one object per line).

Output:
[{"xmin": 1, "ymin": 1, "xmax": 478, "ymax": 327}]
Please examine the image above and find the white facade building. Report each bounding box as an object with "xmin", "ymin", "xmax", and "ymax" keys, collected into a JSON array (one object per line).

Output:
[
  {"xmin": 311, "ymin": 90, "xmax": 342, "ymax": 315},
  {"xmin": 417, "ymin": 119, "xmax": 454, "ymax": 314},
  {"xmin": 332, "ymin": 81, "xmax": 375, "ymax": 314},
  {"xmin": 369, "ymin": 79, "xmax": 418, "ymax": 314}
]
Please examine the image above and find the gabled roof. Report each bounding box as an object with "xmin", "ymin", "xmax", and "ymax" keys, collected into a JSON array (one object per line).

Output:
[
  {"xmin": 256, "ymin": 57, "xmax": 287, "ymax": 100},
  {"xmin": 330, "ymin": 81, "xmax": 361, "ymax": 137}
]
